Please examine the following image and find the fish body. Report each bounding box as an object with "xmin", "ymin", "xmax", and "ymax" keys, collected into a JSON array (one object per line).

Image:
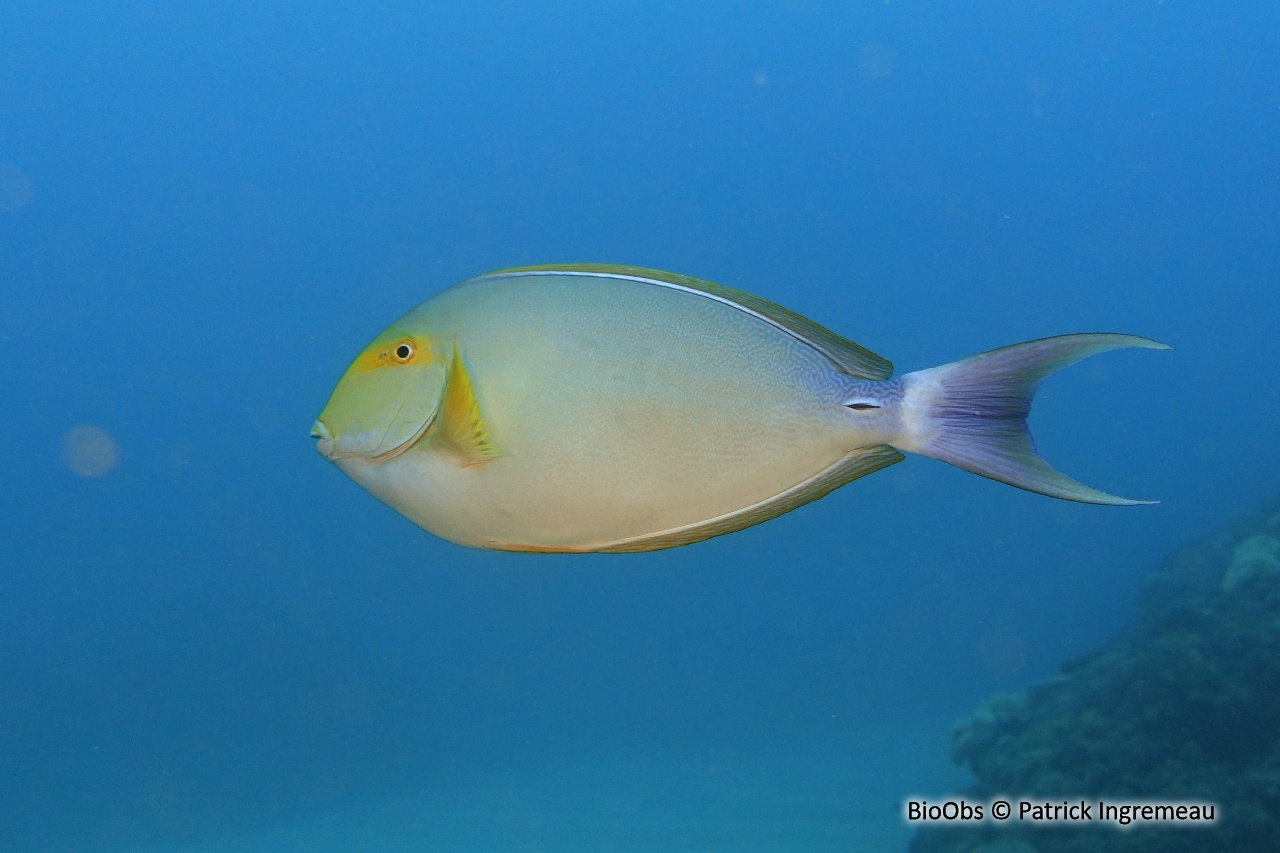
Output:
[{"xmin": 314, "ymin": 265, "xmax": 1166, "ymax": 552}]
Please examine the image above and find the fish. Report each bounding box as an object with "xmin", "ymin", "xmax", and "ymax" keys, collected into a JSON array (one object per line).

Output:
[{"xmin": 312, "ymin": 264, "xmax": 1168, "ymax": 553}]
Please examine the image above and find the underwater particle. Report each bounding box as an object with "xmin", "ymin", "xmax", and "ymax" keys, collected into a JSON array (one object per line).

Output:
[
  {"xmin": 754, "ymin": 69, "xmax": 769, "ymax": 86},
  {"xmin": 1025, "ymin": 76, "xmax": 1050, "ymax": 98},
  {"xmin": 1221, "ymin": 535, "xmax": 1280, "ymax": 592},
  {"xmin": 0, "ymin": 164, "xmax": 34, "ymax": 211},
  {"xmin": 63, "ymin": 425, "xmax": 118, "ymax": 478},
  {"xmin": 859, "ymin": 43, "xmax": 894, "ymax": 79}
]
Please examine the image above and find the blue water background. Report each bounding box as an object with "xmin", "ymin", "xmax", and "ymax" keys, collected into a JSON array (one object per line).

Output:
[{"xmin": 2, "ymin": 1, "xmax": 1277, "ymax": 850}]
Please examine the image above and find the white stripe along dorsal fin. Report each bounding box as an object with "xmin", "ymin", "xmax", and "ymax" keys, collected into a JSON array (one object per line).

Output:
[{"xmin": 477, "ymin": 264, "xmax": 894, "ymax": 382}]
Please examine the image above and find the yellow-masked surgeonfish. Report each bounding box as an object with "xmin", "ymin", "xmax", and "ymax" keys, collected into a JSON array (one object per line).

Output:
[{"xmin": 312, "ymin": 265, "xmax": 1167, "ymax": 553}]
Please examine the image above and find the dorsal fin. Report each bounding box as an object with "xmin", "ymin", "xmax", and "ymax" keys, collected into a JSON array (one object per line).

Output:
[
  {"xmin": 436, "ymin": 345, "xmax": 500, "ymax": 464},
  {"xmin": 483, "ymin": 264, "xmax": 894, "ymax": 381}
]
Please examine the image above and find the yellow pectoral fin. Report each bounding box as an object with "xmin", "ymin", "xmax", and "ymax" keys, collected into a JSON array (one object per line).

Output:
[{"xmin": 437, "ymin": 346, "xmax": 501, "ymax": 465}]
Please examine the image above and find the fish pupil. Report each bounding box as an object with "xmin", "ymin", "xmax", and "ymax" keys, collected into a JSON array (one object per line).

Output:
[{"xmin": 396, "ymin": 344, "xmax": 412, "ymax": 359}]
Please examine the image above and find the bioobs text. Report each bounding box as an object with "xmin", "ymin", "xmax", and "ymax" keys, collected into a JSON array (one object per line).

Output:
[{"xmin": 906, "ymin": 801, "xmax": 984, "ymax": 822}]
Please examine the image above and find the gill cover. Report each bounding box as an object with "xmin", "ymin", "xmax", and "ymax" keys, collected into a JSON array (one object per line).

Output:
[{"xmin": 316, "ymin": 332, "xmax": 446, "ymax": 460}]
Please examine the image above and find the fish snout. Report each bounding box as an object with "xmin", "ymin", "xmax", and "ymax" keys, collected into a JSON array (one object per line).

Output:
[{"xmin": 311, "ymin": 419, "xmax": 337, "ymax": 459}]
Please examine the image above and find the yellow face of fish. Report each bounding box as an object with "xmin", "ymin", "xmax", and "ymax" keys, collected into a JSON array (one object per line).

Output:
[{"xmin": 311, "ymin": 325, "xmax": 447, "ymax": 463}]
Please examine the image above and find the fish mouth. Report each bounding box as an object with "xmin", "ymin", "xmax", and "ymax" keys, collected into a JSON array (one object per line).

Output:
[
  {"xmin": 311, "ymin": 419, "xmax": 337, "ymax": 460},
  {"xmin": 310, "ymin": 414, "xmax": 436, "ymax": 464}
]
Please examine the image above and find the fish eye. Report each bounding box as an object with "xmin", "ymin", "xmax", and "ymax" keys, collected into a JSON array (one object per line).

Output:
[{"xmin": 392, "ymin": 340, "xmax": 416, "ymax": 363}]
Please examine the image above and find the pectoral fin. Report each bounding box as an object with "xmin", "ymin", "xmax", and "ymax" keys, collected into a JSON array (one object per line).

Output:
[{"xmin": 436, "ymin": 345, "xmax": 501, "ymax": 464}]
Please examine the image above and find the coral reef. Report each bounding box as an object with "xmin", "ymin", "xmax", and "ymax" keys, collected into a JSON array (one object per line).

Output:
[{"xmin": 911, "ymin": 495, "xmax": 1280, "ymax": 853}]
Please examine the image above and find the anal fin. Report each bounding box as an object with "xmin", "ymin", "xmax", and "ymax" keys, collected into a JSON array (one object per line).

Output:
[{"xmin": 597, "ymin": 444, "xmax": 904, "ymax": 553}]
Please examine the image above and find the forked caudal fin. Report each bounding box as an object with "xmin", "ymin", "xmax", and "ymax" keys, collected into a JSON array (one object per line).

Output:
[{"xmin": 895, "ymin": 334, "xmax": 1170, "ymax": 505}]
